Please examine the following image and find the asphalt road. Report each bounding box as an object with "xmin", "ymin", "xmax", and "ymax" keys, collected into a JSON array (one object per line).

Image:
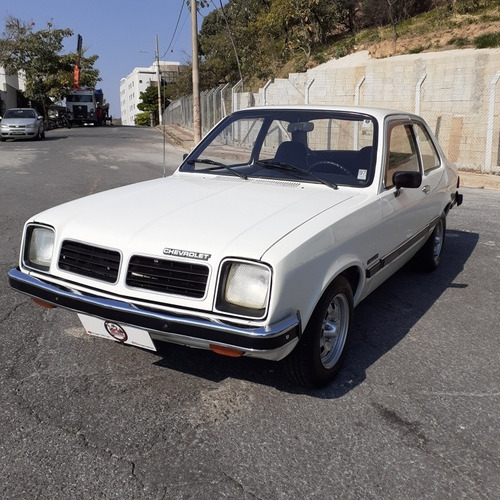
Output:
[{"xmin": 1, "ymin": 126, "xmax": 499, "ymax": 499}]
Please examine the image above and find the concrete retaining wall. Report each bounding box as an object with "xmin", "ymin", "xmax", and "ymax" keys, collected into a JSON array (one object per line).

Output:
[
  {"xmin": 164, "ymin": 48, "xmax": 500, "ymax": 173},
  {"xmin": 252, "ymin": 49, "xmax": 500, "ymax": 173}
]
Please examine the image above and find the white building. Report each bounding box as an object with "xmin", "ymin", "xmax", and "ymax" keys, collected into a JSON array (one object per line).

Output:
[
  {"xmin": 0, "ymin": 67, "xmax": 26, "ymax": 115},
  {"xmin": 120, "ymin": 60, "xmax": 181, "ymax": 126}
]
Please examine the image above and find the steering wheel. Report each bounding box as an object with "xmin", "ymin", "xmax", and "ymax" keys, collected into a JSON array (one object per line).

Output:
[{"xmin": 309, "ymin": 160, "xmax": 353, "ymax": 176}]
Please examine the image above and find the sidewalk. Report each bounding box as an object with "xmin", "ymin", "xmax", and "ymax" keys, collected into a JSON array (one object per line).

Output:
[
  {"xmin": 161, "ymin": 124, "xmax": 195, "ymax": 152},
  {"xmin": 160, "ymin": 124, "xmax": 500, "ymax": 190}
]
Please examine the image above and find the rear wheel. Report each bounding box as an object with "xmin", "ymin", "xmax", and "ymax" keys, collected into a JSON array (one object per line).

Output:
[
  {"xmin": 283, "ymin": 276, "xmax": 353, "ymax": 388},
  {"xmin": 415, "ymin": 215, "xmax": 446, "ymax": 272}
]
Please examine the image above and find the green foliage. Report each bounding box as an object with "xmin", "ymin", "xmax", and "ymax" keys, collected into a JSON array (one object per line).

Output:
[
  {"xmin": 137, "ymin": 84, "xmax": 172, "ymax": 126},
  {"xmin": 196, "ymin": 0, "xmax": 445, "ymax": 92},
  {"xmin": 0, "ymin": 17, "xmax": 100, "ymax": 114},
  {"xmin": 137, "ymin": 85, "xmax": 160, "ymax": 113},
  {"xmin": 453, "ymin": 0, "xmax": 491, "ymax": 14},
  {"xmin": 474, "ymin": 31, "xmax": 500, "ymax": 48},
  {"xmin": 134, "ymin": 112, "xmax": 151, "ymax": 126},
  {"xmin": 448, "ymin": 36, "xmax": 470, "ymax": 47},
  {"xmin": 408, "ymin": 45, "xmax": 425, "ymax": 54}
]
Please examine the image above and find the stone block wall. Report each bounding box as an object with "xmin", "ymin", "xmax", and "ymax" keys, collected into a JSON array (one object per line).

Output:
[{"xmin": 251, "ymin": 49, "xmax": 500, "ymax": 173}]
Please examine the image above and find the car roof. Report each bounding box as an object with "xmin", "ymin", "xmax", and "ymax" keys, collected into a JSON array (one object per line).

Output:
[{"xmin": 232, "ymin": 105, "xmax": 420, "ymax": 122}]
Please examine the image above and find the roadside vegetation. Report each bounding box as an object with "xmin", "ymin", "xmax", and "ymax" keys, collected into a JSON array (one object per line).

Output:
[
  {"xmin": 171, "ymin": 0, "xmax": 500, "ymax": 98},
  {"xmin": 1, "ymin": 1, "xmax": 499, "ymax": 118},
  {"xmin": 0, "ymin": 17, "xmax": 100, "ymax": 116}
]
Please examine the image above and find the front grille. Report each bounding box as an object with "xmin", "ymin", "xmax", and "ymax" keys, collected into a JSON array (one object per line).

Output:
[
  {"xmin": 58, "ymin": 241, "xmax": 121, "ymax": 283},
  {"xmin": 74, "ymin": 106, "xmax": 88, "ymax": 118},
  {"xmin": 126, "ymin": 255, "xmax": 209, "ymax": 298}
]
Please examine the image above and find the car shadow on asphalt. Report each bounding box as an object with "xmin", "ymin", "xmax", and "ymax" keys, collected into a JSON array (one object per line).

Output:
[
  {"xmin": 0, "ymin": 136, "xmax": 69, "ymax": 143},
  {"xmin": 151, "ymin": 228, "xmax": 478, "ymax": 398},
  {"xmin": 40, "ymin": 135, "xmax": 71, "ymax": 141}
]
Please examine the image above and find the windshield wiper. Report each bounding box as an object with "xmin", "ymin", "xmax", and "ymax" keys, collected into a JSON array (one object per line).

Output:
[
  {"xmin": 186, "ymin": 158, "xmax": 247, "ymax": 180},
  {"xmin": 256, "ymin": 160, "xmax": 338, "ymax": 190}
]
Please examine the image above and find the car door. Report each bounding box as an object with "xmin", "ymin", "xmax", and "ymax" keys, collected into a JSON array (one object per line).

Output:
[
  {"xmin": 365, "ymin": 117, "xmax": 440, "ymax": 291},
  {"xmin": 412, "ymin": 118, "xmax": 448, "ymax": 222}
]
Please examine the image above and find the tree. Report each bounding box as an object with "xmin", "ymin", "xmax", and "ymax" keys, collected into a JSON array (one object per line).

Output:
[
  {"xmin": 0, "ymin": 17, "xmax": 100, "ymax": 115},
  {"xmin": 134, "ymin": 112, "xmax": 152, "ymax": 126},
  {"xmin": 197, "ymin": 0, "xmax": 363, "ymax": 87},
  {"xmin": 137, "ymin": 84, "xmax": 172, "ymax": 126}
]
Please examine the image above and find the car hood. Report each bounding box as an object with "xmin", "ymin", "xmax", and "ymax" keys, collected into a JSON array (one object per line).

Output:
[
  {"xmin": 2, "ymin": 118, "xmax": 37, "ymax": 126},
  {"xmin": 33, "ymin": 173, "xmax": 356, "ymax": 261}
]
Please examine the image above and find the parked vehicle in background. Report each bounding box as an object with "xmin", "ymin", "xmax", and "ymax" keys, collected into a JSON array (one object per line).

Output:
[
  {"xmin": 47, "ymin": 105, "xmax": 72, "ymax": 130},
  {"xmin": 66, "ymin": 88, "xmax": 110, "ymax": 126},
  {"xmin": 66, "ymin": 34, "xmax": 110, "ymax": 127},
  {"xmin": 8, "ymin": 105, "xmax": 462, "ymax": 388},
  {"xmin": 1, "ymin": 108, "xmax": 46, "ymax": 142}
]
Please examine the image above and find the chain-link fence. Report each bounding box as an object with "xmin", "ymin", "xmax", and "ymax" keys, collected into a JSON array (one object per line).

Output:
[{"xmin": 164, "ymin": 50, "xmax": 500, "ymax": 174}]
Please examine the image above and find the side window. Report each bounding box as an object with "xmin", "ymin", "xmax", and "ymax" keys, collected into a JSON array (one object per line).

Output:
[
  {"xmin": 413, "ymin": 122, "xmax": 441, "ymax": 173},
  {"xmin": 385, "ymin": 123, "xmax": 419, "ymax": 188}
]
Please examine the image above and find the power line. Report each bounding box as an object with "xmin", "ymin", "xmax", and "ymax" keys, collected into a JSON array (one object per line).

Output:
[
  {"xmin": 209, "ymin": 0, "xmax": 243, "ymax": 85},
  {"xmin": 162, "ymin": 0, "xmax": 186, "ymax": 59}
]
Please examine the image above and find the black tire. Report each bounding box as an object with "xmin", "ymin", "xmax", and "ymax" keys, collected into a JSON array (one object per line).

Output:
[
  {"xmin": 415, "ymin": 215, "xmax": 446, "ymax": 272},
  {"xmin": 283, "ymin": 276, "xmax": 353, "ymax": 388}
]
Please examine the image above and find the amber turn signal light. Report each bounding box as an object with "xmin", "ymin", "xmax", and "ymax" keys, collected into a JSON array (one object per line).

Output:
[
  {"xmin": 32, "ymin": 298, "xmax": 56, "ymax": 309},
  {"xmin": 209, "ymin": 344, "xmax": 244, "ymax": 357}
]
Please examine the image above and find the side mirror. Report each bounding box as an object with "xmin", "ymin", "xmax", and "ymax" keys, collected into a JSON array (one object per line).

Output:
[{"xmin": 393, "ymin": 171, "xmax": 422, "ymax": 190}]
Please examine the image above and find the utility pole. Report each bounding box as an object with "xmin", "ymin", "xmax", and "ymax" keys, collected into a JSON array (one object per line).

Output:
[
  {"xmin": 155, "ymin": 35, "xmax": 163, "ymax": 126},
  {"xmin": 191, "ymin": 0, "xmax": 201, "ymax": 144}
]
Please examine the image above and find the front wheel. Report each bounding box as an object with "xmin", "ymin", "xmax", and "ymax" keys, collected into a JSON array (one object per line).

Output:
[{"xmin": 283, "ymin": 276, "xmax": 353, "ymax": 388}]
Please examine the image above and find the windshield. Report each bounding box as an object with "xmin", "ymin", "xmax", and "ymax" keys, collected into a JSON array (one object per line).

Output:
[
  {"xmin": 4, "ymin": 109, "xmax": 37, "ymax": 119},
  {"xmin": 67, "ymin": 94, "xmax": 93, "ymax": 103},
  {"xmin": 181, "ymin": 109, "xmax": 377, "ymax": 187}
]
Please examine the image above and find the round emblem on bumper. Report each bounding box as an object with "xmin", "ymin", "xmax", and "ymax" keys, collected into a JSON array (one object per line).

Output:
[{"xmin": 105, "ymin": 321, "xmax": 128, "ymax": 342}]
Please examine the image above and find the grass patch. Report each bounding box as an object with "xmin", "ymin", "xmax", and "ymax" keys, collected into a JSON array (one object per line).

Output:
[
  {"xmin": 448, "ymin": 36, "xmax": 471, "ymax": 47},
  {"xmin": 408, "ymin": 46, "xmax": 425, "ymax": 54},
  {"xmin": 474, "ymin": 31, "xmax": 500, "ymax": 48}
]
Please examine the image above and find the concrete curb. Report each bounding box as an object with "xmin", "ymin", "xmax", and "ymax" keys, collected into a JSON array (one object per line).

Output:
[{"xmin": 458, "ymin": 172, "xmax": 500, "ymax": 190}]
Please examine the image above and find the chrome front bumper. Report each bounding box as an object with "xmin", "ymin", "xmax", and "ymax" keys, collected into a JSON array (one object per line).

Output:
[{"xmin": 8, "ymin": 268, "xmax": 301, "ymax": 361}]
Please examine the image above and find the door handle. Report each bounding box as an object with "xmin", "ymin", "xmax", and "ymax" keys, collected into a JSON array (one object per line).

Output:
[{"xmin": 421, "ymin": 185, "xmax": 430, "ymax": 194}]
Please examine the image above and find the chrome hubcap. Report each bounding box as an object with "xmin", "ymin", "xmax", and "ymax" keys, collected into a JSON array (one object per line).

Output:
[
  {"xmin": 432, "ymin": 220, "xmax": 444, "ymax": 261},
  {"xmin": 319, "ymin": 293, "xmax": 349, "ymax": 369}
]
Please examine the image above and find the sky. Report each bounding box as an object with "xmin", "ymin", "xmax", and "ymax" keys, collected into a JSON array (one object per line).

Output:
[{"xmin": 0, "ymin": 0, "xmax": 218, "ymax": 118}]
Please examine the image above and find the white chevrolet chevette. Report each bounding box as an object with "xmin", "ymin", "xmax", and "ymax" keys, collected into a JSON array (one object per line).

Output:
[{"xmin": 8, "ymin": 106, "xmax": 462, "ymax": 388}]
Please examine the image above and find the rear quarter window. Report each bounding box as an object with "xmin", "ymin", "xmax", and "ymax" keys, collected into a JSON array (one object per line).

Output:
[{"xmin": 413, "ymin": 122, "xmax": 441, "ymax": 173}]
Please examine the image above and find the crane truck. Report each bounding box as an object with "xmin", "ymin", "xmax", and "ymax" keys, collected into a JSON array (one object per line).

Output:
[{"xmin": 66, "ymin": 35, "xmax": 110, "ymax": 126}]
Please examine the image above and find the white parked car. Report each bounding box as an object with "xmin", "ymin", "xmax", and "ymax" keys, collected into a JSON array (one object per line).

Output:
[
  {"xmin": 1, "ymin": 108, "xmax": 46, "ymax": 141},
  {"xmin": 8, "ymin": 106, "xmax": 462, "ymax": 387}
]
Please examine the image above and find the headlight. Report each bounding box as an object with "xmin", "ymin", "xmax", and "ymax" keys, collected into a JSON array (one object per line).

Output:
[
  {"xmin": 23, "ymin": 225, "xmax": 55, "ymax": 271},
  {"xmin": 216, "ymin": 261, "xmax": 271, "ymax": 318}
]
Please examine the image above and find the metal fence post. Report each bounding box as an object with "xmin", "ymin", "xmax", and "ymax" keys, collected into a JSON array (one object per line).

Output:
[{"xmin": 485, "ymin": 71, "xmax": 500, "ymax": 173}]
